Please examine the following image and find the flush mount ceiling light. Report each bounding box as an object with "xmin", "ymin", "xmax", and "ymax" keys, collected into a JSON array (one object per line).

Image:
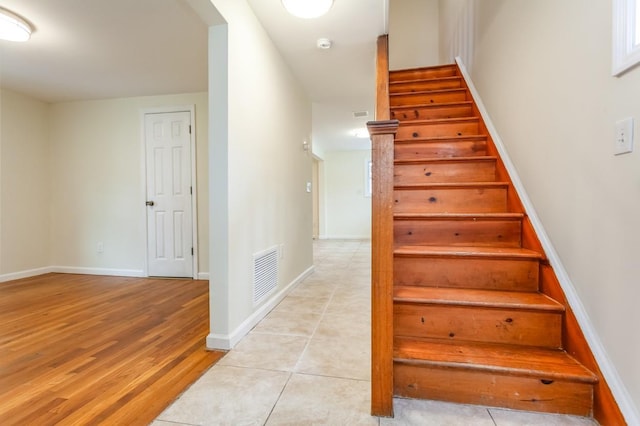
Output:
[
  {"xmin": 316, "ymin": 38, "xmax": 332, "ymax": 49},
  {"xmin": 352, "ymin": 128, "xmax": 369, "ymax": 138},
  {"xmin": 0, "ymin": 8, "xmax": 32, "ymax": 42},
  {"xmin": 282, "ymin": 0, "xmax": 334, "ymax": 19}
]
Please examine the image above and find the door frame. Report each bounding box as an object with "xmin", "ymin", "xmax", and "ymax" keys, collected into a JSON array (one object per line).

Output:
[{"xmin": 140, "ymin": 105, "xmax": 199, "ymax": 279}]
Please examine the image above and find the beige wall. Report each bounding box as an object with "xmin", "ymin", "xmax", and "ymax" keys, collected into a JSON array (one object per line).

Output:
[
  {"xmin": 323, "ymin": 150, "xmax": 371, "ymax": 239},
  {"xmin": 208, "ymin": 0, "xmax": 313, "ymax": 348},
  {"xmin": 469, "ymin": 0, "xmax": 640, "ymax": 420},
  {"xmin": 0, "ymin": 89, "xmax": 209, "ymax": 279},
  {"xmin": 0, "ymin": 89, "xmax": 51, "ymax": 276},
  {"xmin": 389, "ymin": 0, "xmax": 440, "ymax": 70},
  {"xmin": 48, "ymin": 93, "xmax": 209, "ymax": 275}
]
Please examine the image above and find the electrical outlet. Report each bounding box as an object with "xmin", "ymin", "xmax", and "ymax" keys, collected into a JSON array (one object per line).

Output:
[
  {"xmin": 614, "ymin": 117, "xmax": 634, "ymax": 155},
  {"xmin": 97, "ymin": 242, "xmax": 104, "ymax": 253}
]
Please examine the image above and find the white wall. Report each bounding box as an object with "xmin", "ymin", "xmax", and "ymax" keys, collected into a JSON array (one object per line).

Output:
[
  {"xmin": 48, "ymin": 93, "xmax": 209, "ymax": 276},
  {"xmin": 323, "ymin": 150, "xmax": 371, "ymax": 239},
  {"xmin": 0, "ymin": 89, "xmax": 51, "ymax": 277},
  {"xmin": 467, "ymin": 0, "xmax": 640, "ymax": 421},
  {"xmin": 389, "ymin": 0, "xmax": 440, "ymax": 70},
  {"xmin": 0, "ymin": 90, "xmax": 209, "ymax": 280},
  {"xmin": 207, "ymin": 0, "xmax": 313, "ymax": 349},
  {"xmin": 438, "ymin": 0, "xmax": 475, "ymax": 68}
]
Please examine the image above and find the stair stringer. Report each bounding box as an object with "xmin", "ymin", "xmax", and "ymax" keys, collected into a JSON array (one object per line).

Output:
[{"xmin": 455, "ymin": 57, "xmax": 630, "ymax": 426}]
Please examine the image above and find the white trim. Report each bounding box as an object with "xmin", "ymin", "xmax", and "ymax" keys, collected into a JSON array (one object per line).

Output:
[
  {"xmin": 456, "ymin": 57, "xmax": 640, "ymax": 425},
  {"xmin": 206, "ymin": 265, "xmax": 315, "ymax": 350},
  {"xmin": 197, "ymin": 272, "xmax": 210, "ymax": 280},
  {"xmin": 613, "ymin": 0, "xmax": 640, "ymax": 75},
  {"xmin": 52, "ymin": 266, "xmax": 145, "ymax": 277},
  {"xmin": 364, "ymin": 158, "xmax": 373, "ymax": 198},
  {"xmin": 323, "ymin": 234, "xmax": 371, "ymax": 240},
  {"xmin": 0, "ymin": 267, "xmax": 54, "ymax": 283},
  {"xmin": 140, "ymin": 106, "xmax": 199, "ymax": 279}
]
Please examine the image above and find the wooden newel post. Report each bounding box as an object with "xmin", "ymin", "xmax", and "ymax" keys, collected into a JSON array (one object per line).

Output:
[{"xmin": 368, "ymin": 119, "xmax": 398, "ymax": 418}]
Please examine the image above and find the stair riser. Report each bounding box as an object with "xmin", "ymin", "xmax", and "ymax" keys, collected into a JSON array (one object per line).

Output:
[
  {"xmin": 394, "ymin": 218, "xmax": 522, "ymax": 247},
  {"xmin": 394, "ymin": 141, "xmax": 487, "ymax": 159},
  {"xmin": 394, "ymin": 303, "xmax": 562, "ymax": 348},
  {"xmin": 394, "ymin": 187, "xmax": 507, "ymax": 214},
  {"xmin": 397, "ymin": 121, "xmax": 479, "ymax": 139},
  {"xmin": 394, "ymin": 161, "xmax": 496, "ymax": 185},
  {"xmin": 394, "ymin": 256, "xmax": 539, "ymax": 291},
  {"xmin": 390, "ymin": 79, "xmax": 462, "ymax": 93},
  {"xmin": 394, "ymin": 364, "xmax": 593, "ymax": 416},
  {"xmin": 390, "ymin": 67, "xmax": 458, "ymax": 82},
  {"xmin": 391, "ymin": 104, "xmax": 473, "ymax": 121},
  {"xmin": 391, "ymin": 91, "xmax": 467, "ymax": 107}
]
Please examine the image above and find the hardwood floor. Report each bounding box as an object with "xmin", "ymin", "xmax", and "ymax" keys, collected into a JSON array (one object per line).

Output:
[{"xmin": 0, "ymin": 273, "xmax": 225, "ymax": 425}]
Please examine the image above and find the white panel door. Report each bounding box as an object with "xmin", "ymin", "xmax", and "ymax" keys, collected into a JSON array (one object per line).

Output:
[{"xmin": 145, "ymin": 111, "xmax": 193, "ymax": 277}]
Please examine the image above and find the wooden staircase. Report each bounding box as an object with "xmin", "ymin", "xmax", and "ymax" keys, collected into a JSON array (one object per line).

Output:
[
  {"xmin": 386, "ymin": 64, "xmax": 597, "ymax": 416},
  {"xmin": 367, "ymin": 36, "xmax": 627, "ymax": 421}
]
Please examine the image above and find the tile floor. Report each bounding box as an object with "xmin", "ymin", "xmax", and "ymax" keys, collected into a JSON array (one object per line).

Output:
[{"xmin": 152, "ymin": 239, "xmax": 598, "ymax": 426}]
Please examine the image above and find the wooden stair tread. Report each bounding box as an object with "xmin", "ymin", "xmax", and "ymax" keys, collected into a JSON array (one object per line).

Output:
[
  {"xmin": 397, "ymin": 117, "xmax": 480, "ymax": 126},
  {"xmin": 395, "ymin": 156, "xmax": 496, "ymax": 165},
  {"xmin": 394, "ymin": 245, "xmax": 543, "ymax": 260},
  {"xmin": 391, "ymin": 101, "xmax": 473, "ymax": 111},
  {"xmin": 395, "ymin": 182, "xmax": 508, "ymax": 190},
  {"xmin": 390, "ymin": 88, "xmax": 466, "ymax": 97},
  {"xmin": 390, "ymin": 76, "xmax": 462, "ymax": 85},
  {"xmin": 394, "ymin": 286, "xmax": 563, "ymax": 311},
  {"xmin": 394, "ymin": 337, "xmax": 597, "ymax": 384},
  {"xmin": 395, "ymin": 135, "xmax": 487, "ymax": 143},
  {"xmin": 394, "ymin": 212, "xmax": 524, "ymax": 220}
]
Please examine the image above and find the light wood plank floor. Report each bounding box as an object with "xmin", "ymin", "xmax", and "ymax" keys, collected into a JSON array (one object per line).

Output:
[{"xmin": 0, "ymin": 273, "xmax": 224, "ymax": 426}]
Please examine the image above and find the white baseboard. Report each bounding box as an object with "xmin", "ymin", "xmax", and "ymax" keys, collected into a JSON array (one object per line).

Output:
[
  {"xmin": 322, "ymin": 235, "xmax": 371, "ymax": 240},
  {"xmin": 206, "ymin": 265, "xmax": 315, "ymax": 350},
  {"xmin": 456, "ymin": 56, "xmax": 640, "ymax": 425},
  {"xmin": 197, "ymin": 272, "xmax": 210, "ymax": 280},
  {"xmin": 51, "ymin": 266, "xmax": 145, "ymax": 277},
  {"xmin": 0, "ymin": 267, "xmax": 54, "ymax": 283}
]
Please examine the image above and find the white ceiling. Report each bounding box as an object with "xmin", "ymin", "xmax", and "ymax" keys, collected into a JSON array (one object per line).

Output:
[{"xmin": 0, "ymin": 0, "xmax": 386, "ymax": 153}]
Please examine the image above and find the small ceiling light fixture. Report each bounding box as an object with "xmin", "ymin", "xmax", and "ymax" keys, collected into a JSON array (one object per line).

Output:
[
  {"xmin": 282, "ymin": 0, "xmax": 334, "ymax": 19},
  {"xmin": 316, "ymin": 38, "xmax": 332, "ymax": 49},
  {"xmin": 0, "ymin": 8, "xmax": 33, "ymax": 42},
  {"xmin": 352, "ymin": 128, "xmax": 369, "ymax": 138}
]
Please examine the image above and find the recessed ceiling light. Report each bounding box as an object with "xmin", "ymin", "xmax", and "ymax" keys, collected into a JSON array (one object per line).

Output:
[
  {"xmin": 352, "ymin": 128, "xmax": 369, "ymax": 138},
  {"xmin": 282, "ymin": 0, "xmax": 334, "ymax": 19},
  {"xmin": 0, "ymin": 8, "xmax": 32, "ymax": 42},
  {"xmin": 317, "ymin": 38, "xmax": 332, "ymax": 49}
]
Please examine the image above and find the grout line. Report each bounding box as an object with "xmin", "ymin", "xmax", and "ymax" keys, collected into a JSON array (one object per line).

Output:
[
  {"xmin": 487, "ymin": 408, "xmax": 498, "ymax": 425},
  {"xmin": 262, "ymin": 371, "xmax": 293, "ymax": 426}
]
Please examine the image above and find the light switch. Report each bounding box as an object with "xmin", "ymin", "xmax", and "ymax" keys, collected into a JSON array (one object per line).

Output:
[
  {"xmin": 306, "ymin": 182, "xmax": 312, "ymax": 193},
  {"xmin": 614, "ymin": 117, "xmax": 634, "ymax": 155}
]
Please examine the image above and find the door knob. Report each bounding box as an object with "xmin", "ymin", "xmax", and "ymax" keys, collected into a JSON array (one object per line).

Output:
[{"xmin": 146, "ymin": 201, "xmax": 155, "ymax": 206}]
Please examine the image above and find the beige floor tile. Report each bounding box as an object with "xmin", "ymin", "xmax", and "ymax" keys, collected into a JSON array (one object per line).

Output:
[
  {"xmin": 252, "ymin": 309, "xmax": 322, "ymax": 336},
  {"xmin": 157, "ymin": 365, "xmax": 290, "ymax": 426},
  {"xmin": 288, "ymin": 281, "xmax": 337, "ymax": 298},
  {"xmin": 489, "ymin": 408, "xmax": 599, "ymax": 425},
  {"xmin": 218, "ymin": 333, "xmax": 308, "ymax": 371},
  {"xmin": 295, "ymin": 335, "xmax": 370, "ymax": 380},
  {"xmin": 314, "ymin": 310, "xmax": 371, "ymax": 339},
  {"xmin": 380, "ymin": 398, "xmax": 495, "ymax": 425},
  {"xmin": 325, "ymin": 289, "xmax": 371, "ymax": 315},
  {"xmin": 273, "ymin": 294, "xmax": 330, "ymax": 314},
  {"xmin": 265, "ymin": 374, "xmax": 377, "ymax": 425}
]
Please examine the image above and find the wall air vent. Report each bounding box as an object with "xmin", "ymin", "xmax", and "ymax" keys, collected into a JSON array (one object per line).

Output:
[
  {"xmin": 253, "ymin": 246, "xmax": 279, "ymax": 305},
  {"xmin": 353, "ymin": 111, "xmax": 369, "ymax": 118}
]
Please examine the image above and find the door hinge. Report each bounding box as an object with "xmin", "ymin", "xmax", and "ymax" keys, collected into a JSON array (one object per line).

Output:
[
  {"xmin": 191, "ymin": 247, "xmax": 194, "ymax": 256},
  {"xmin": 189, "ymin": 125, "xmax": 192, "ymax": 134},
  {"xmin": 190, "ymin": 186, "xmax": 192, "ymax": 195}
]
